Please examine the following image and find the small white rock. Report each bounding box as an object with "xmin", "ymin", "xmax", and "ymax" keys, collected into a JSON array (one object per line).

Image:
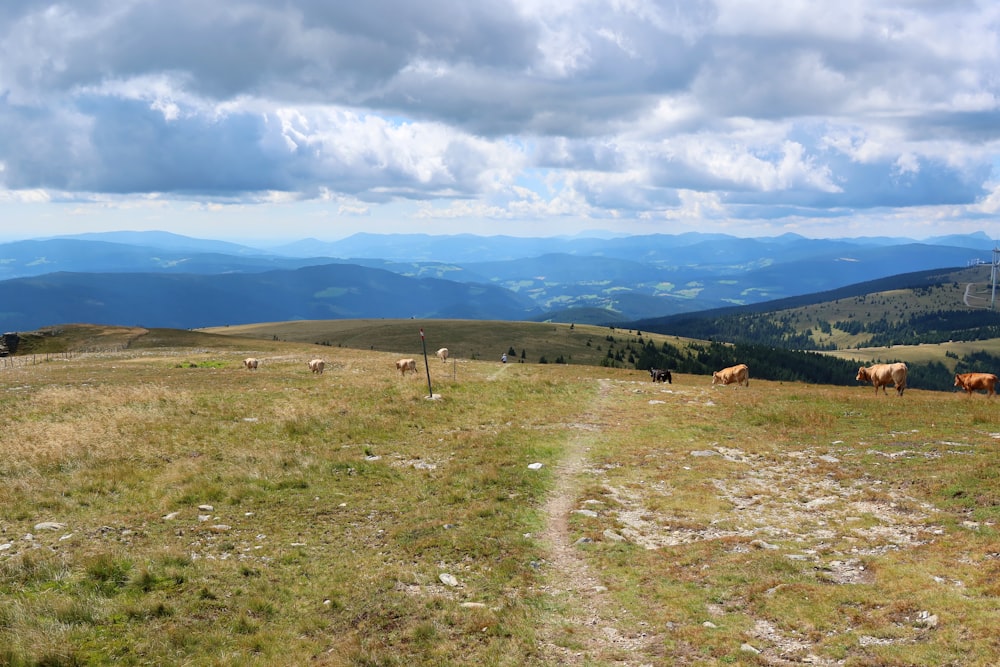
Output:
[
  {"xmin": 34, "ymin": 522, "xmax": 66, "ymax": 531},
  {"xmin": 439, "ymin": 573, "xmax": 459, "ymax": 587},
  {"xmin": 527, "ymin": 462, "xmax": 543, "ymax": 470}
]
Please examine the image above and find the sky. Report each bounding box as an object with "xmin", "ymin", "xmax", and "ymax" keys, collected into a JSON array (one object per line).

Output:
[{"xmin": 2, "ymin": 1, "xmax": 1000, "ymax": 244}]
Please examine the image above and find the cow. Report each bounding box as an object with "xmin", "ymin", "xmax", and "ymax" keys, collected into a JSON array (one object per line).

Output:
[
  {"xmin": 396, "ymin": 358, "xmax": 417, "ymax": 376},
  {"xmin": 436, "ymin": 347, "xmax": 449, "ymax": 362},
  {"xmin": 308, "ymin": 359, "xmax": 325, "ymax": 374},
  {"xmin": 243, "ymin": 357, "xmax": 259, "ymax": 370},
  {"xmin": 712, "ymin": 364, "xmax": 749, "ymax": 387},
  {"xmin": 954, "ymin": 372, "xmax": 998, "ymax": 397},
  {"xmin": 856, "ymin": 362, "xmax": 907, "ymax": 395},
  {"xmin": 649, "ymin": 368, "xmax": 672, "ymax": 383}
]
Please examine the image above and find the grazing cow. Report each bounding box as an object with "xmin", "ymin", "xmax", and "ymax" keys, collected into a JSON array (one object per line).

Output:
[
  {"xmin": 308, "ymin": 359, "xmax": 325, "ymax": 374},
  {"xmin": 649, "ymin": 368, "xmax": 672, "ymax": 383},
  {"xmin": 954, "ymin": 372, "xmax": 998, "ymax": 397},
  {"xmin": 856, "ymin": 362, "xmax": 907, "ymax": 395},
  {"xmin": 436, "ymin": 347, "xmax": 449, "ymax": 362},
  {"xmin": 712, "ymin": 364, "xmax": 749, "ymax": 387},
  {"xmin": 243, "ymin": 357, "xmax": 259, "ymax": 370},
  {"xmin": 396, "ymin": 358, "xmax": 417, "ymax": 376}
]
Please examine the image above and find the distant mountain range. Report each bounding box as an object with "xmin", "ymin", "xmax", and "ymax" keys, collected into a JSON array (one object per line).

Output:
[{"xmin": 0, "ymin": 230, "xmax": 995, "ymax": 331}]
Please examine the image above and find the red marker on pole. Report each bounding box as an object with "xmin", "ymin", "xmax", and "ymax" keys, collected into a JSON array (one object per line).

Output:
[{"xmin": 420, "ymin": 328, "xmax": 433, "ymax": 398}]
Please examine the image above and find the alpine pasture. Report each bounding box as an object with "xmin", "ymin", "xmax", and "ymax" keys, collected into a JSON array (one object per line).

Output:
[{"xmin": 2, "ymin": 323, "xmax": 999, "ymax": 666}]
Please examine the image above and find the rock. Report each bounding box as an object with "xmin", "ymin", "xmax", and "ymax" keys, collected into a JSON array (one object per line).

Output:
[
  {"xmin": 439, "ymin": 573, "xmax": 459, "ymax": 587},
  {"xmin": 750, "ymin": 539, "xmax": 779, "ymax": 550},
  {"xmin": 34, "ymin": 522, "xmax": 66, "ymax": 531},
  {"xmin": 527, "ymin": 462, "xmax": 543, "ymax": 470},
  {"xmin": 741, "ymin": 643, "xmax": 761, "ymax": 654},
  {"xmin": 573, "ymin": 509, "xmax": 598, "ymax": 518},
  {"xmin": 163, "ymin": 511, "xmax": 181, "ymax": 520},
  {"xmin": 603, "ymin": 529, "xmax": 625, "ymax": 542},
  {"xmin": 198, "ymin": 505, "xmax": 214, "ymax": 511},
  {"xmin": 691, "ymin": 450, "xmax": 718, "ymax": 457}
]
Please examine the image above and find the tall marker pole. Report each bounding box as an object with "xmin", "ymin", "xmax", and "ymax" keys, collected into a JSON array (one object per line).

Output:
[{"xmin": 419, "ymin": 328, "xmax": 433, "ymax": 398}]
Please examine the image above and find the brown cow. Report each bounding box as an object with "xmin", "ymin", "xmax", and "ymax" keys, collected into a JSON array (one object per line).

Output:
[
  {"xmin": 243, "ymin": 357, "xmax": 259, "ymax": 370},
  {"xmin": 308, "ymin": 359, "xmax": 325, "ymax": 374},
  {"xmin": 712, "ymin": 364, "xmax": 749, "ymax": 387},
  {"xmin": 954, "ymin": 372, "xmax": 998, "ymax": 397},
  {"xmin": 856, "ymin": 362, "xmax": 907, "ymax": 395},
  {"xmin": 396, "ymin": 358, "xmax": 417, "ymax": 376}
]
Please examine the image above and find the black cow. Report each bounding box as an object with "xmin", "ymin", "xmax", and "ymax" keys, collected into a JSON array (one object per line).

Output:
[{"xmin": 649, "ymin": 368, "xmax": 672, "ymax": 384}]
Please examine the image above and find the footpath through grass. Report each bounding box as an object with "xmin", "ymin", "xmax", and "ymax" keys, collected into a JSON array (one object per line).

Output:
[{"xmin": 1, "ymin": 339, "xmax": 999, "ymax": 665}]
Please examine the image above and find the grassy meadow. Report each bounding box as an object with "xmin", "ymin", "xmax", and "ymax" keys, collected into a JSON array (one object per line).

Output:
[{"xmin": 1, "ymin": 323, "xmax": 1000, "ymax": 665}]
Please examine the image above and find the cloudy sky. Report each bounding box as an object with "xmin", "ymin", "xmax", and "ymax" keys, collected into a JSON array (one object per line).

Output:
[{"xmin": 2, "ymin": 1, "xmax": 999, "ymax": 243}]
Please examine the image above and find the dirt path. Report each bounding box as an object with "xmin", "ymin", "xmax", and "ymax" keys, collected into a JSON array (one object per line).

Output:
[{"xmin": 534, "ymin": 380, "xmax": 660, "ymax": 665}]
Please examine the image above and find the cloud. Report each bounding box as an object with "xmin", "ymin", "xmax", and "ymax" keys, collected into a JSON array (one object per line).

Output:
[{"xmin": 0, "ymin": 0, "xmax": 998, "ymax": 239}]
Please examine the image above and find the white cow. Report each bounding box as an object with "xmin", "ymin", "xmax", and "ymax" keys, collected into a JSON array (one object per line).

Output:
[
  {"xmin": 243, "ymin": 357, "xmax": 259, "ymax": 370},
  {"xmin": 308, "ymin": 359, "xmax": 325, "ymax": 374},
  {"xmin": 436, "ymin": 347, "xmax": 449, "ymax": 362},
  {"xmin": 396, "ymin": 358, "xmax": 417, "ymax": 376}
]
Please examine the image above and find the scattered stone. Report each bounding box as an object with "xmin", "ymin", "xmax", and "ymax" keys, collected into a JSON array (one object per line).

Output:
[
  {"xmin": 163, "ymin": 511, "xmax": 181, "ymax": 520},
  {"xmin": 198, "ymin": 515, "xmax": 211, "ymax": 522},
  {"xmin": 574, "ymin": 537, "xmax": 593, "ymax": 545},
  {"xmin": 691, "ymin": 450, "xmax": 718, "ymax": 457},
  {"xmin": 0, "ymin": 543, "xmax": 11, "ymax": 551},
  {"xmin": 573, "ymin": 509, "xmax": 598, "ymax": 518},
  {"xmin": 439, "ymin": 573, "xmax": 459, "ymax": 587},
  {"xmin": 740, "ymin": 643, "xmax": 761, "ymax": 654},
  {"xmin": 460, "ymin": 602, "xmax": 487, "ymax": 608},
  {"xmin": 649, "ymin": 400, "xmax": 665, "ymax": 405},
  {"xmin": 702, "ymin": 621, "xmax": 717, "ymax": 628},
  {"xmin": 198, "ymin": 505, "xmax": 214, "ymax": 511},
  {"xmin": 209, "ymin": 524, "xmax": 231, "ymax": 532},
  {"xmin": 34, "ymin": 522, "xmax": 66, "ymax": 531},
  {"xmin": 527, "ymin": 462, "xmax": 543, "ymax": 470},
  {"xmin": 603, "ymin": 529, "xmax": 625, "ymax": 542},
  {"xmin": 59, "ymin": 533, "xmax": 73, "ymax": 541},
  {"xmin": 915, "ymin": 611, "xmax": 939, "ymax": 628}
]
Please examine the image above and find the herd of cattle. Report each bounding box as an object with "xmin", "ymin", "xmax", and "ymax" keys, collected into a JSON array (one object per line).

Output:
[{"xmin": 243, "ymin": 353, "xmax": 998, "ymax": 397}]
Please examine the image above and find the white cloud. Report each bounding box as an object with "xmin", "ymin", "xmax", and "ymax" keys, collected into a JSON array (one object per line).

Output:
[{"xmin": 0, "ymin": 0, "xmax": 998, "ymax": 240}]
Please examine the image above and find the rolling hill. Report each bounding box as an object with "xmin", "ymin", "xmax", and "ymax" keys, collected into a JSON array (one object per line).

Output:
[{"xmin": 0, "ymin": 230, "xmax": 995, "ymax": 329}]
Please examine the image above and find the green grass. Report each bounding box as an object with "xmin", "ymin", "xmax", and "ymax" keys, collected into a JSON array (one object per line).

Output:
[{"xmin": 2, "ymin": 325, "xmax": 1000, "ymax": 664}]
